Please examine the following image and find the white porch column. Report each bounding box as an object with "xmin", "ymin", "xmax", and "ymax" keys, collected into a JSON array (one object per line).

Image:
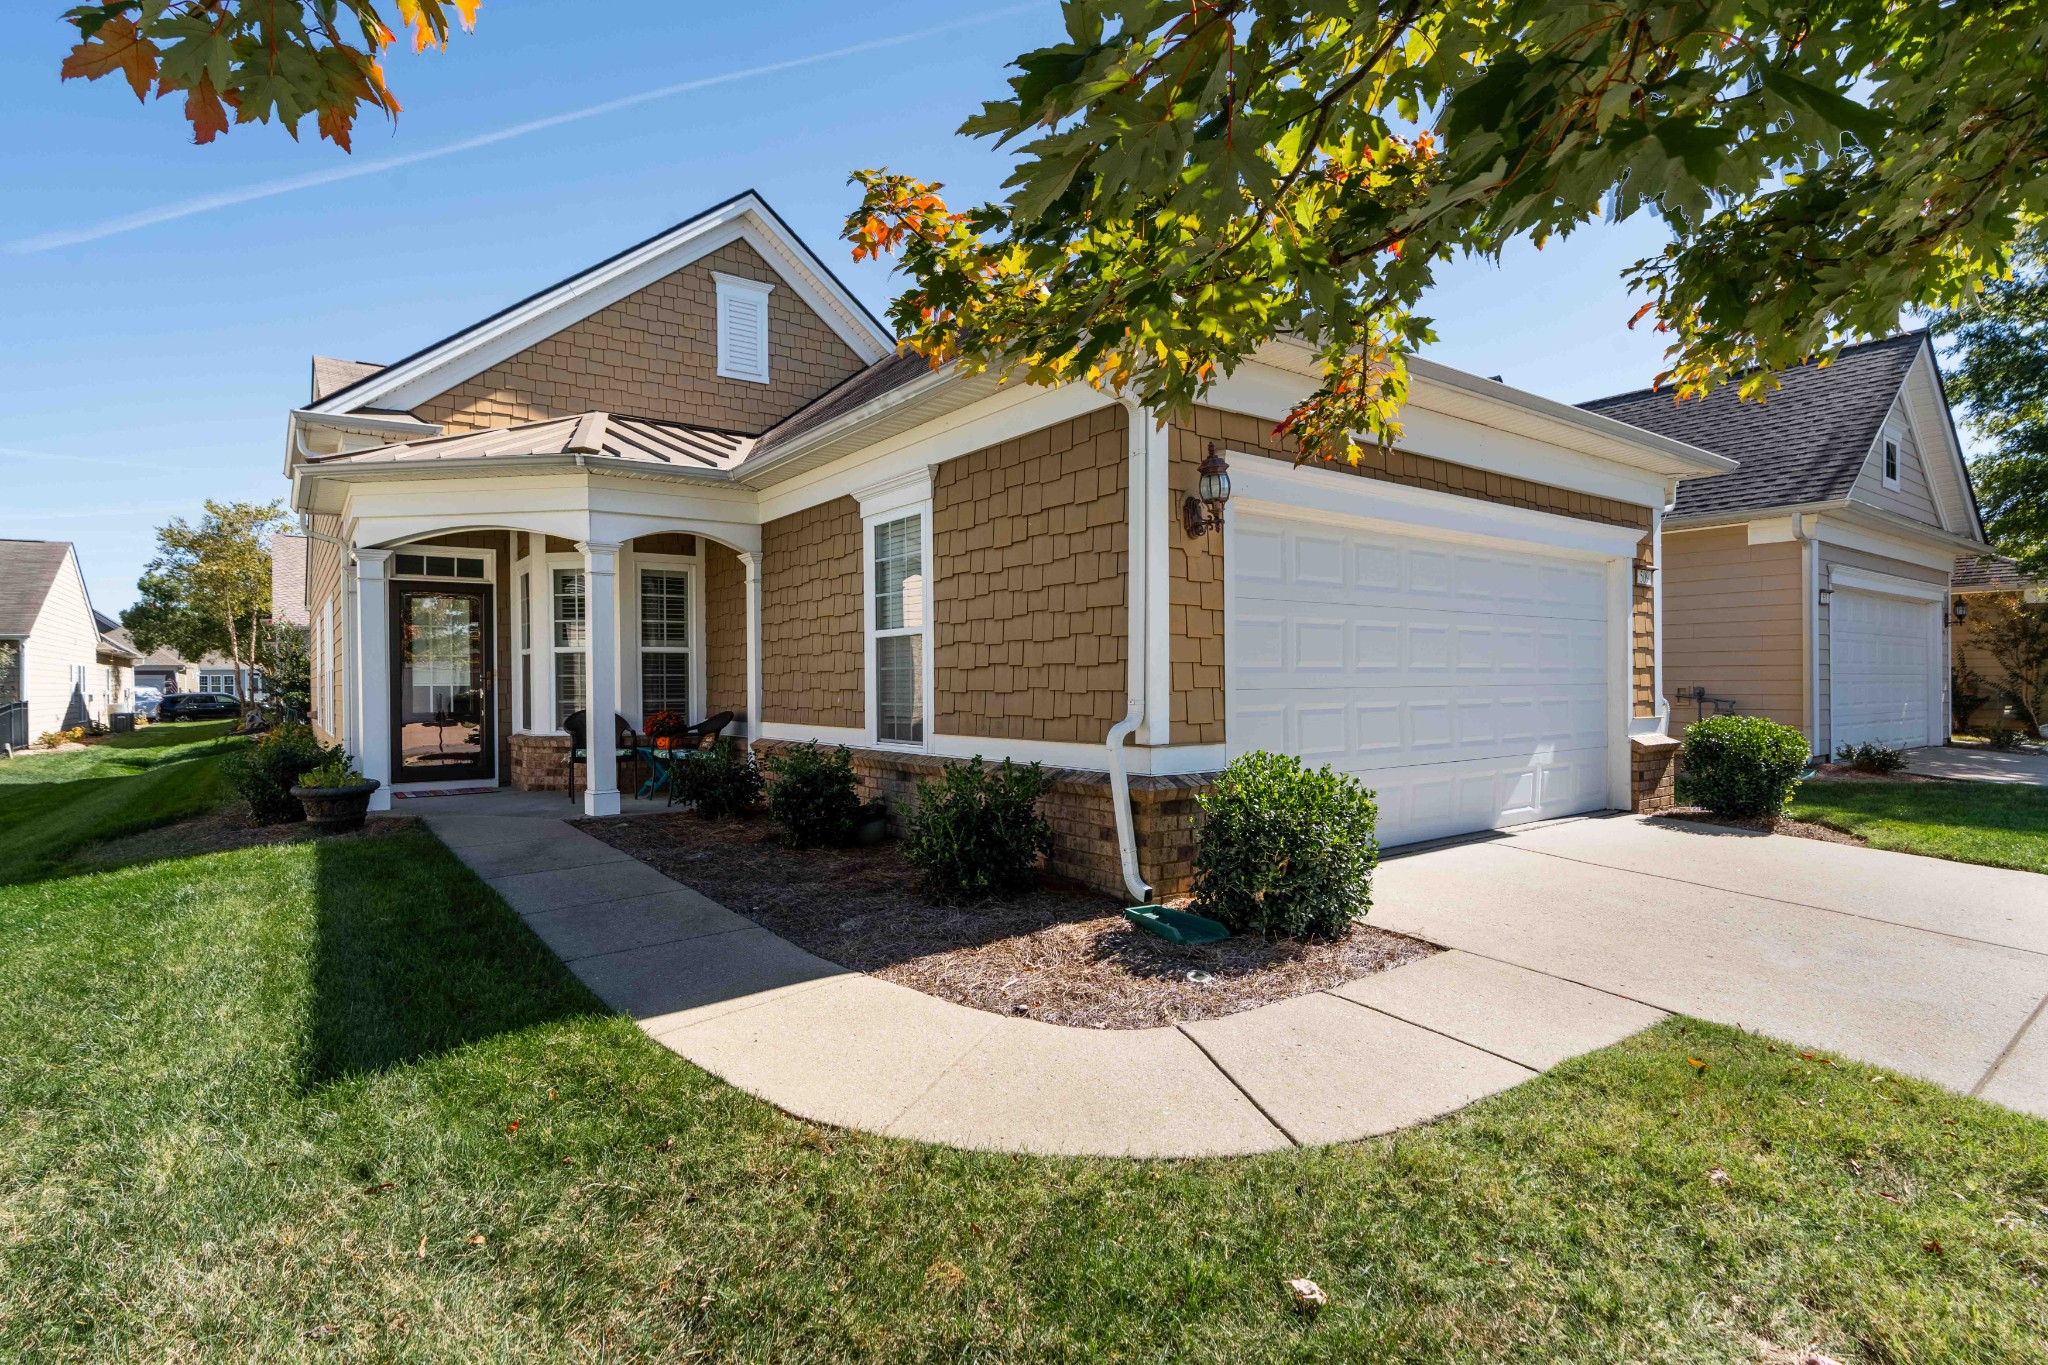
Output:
[
  {"xmin": 579, "ymin": 540, "xmax": 622, "ymax": 816},
  {"xmin": 354, "ymin": 548, "xmax": 393, "ymax": 811},
  {"xmin": 738, "ymin": 550, "xmax": 763, "ymax": 755}
]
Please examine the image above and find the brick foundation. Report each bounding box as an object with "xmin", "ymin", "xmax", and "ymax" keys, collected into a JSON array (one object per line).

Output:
[
  {"xmin": 752, "ymin": 739, "xmax": 1214, "ymax": 900},
  {"xmin": 510, "ymin": 733, "xmax": 571, "ymax": 791},
  {"xmin": 1629, "ymin": 733, "xmax": 1680, "ymax": 814}
]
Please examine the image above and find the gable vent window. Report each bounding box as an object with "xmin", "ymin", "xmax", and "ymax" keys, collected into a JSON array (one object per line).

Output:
[
  {"xmin": 1882, "ymin": 438, "xmax": 1901, "ymax": 490},
  {"xmin": 714, "ymin": 272, "xmax": 774, "ymax": 385}
]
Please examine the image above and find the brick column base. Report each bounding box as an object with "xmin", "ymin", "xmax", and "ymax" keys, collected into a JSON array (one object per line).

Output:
[
  {"xmin": 510, "ymin": 733, "xmax": 571, "ymax": 791},
  {"xmin": 1629, "ymin": 733, "xmax": 1681, "ymax": 814}
]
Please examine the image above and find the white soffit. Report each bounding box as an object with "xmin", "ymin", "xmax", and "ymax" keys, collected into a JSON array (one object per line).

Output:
[{"xmin": 307, "ymin": 194, "xmax": 892, "ymax": 418}]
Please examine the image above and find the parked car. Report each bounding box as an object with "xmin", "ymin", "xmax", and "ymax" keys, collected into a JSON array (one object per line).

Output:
[
  {"xmin": 133, "ymin": 688, "xmax": 163, "ymax": 721},
  {"xmin": 156, "ymin": 692, "xmax": 241, "ymax": 722}
]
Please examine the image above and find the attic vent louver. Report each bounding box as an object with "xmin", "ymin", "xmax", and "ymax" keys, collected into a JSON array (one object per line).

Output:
[{"xmin": 714, "ymin": 272, "xmax": 774, "ymax": 385}]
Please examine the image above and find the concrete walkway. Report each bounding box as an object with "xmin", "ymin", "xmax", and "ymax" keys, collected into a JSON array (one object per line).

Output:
[
  {"xmin": 412, "ymin": 793, "xmax": 2048, "ymax": 1156},
  {"xmin": 1906, "ymin": 744, "xmax": 2048, "ymax": 785}
]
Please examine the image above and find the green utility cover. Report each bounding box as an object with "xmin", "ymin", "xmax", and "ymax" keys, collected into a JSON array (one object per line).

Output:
[{"xmin": 1123, "ymin": 905, "xmax": 1231, "ymax": 946}]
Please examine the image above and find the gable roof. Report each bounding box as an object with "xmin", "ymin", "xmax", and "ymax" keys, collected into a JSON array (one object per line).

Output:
[
  {"xmin": 304, "ymin": 192, "xmax": 892, "ymax": 419},
  {"xmin": 0, "ymin": 539, "xmax": 73, "ymax": 635},
  {"xmin": 1579, "ymin": 332, "xmax": 1929, "ymax": 519}
]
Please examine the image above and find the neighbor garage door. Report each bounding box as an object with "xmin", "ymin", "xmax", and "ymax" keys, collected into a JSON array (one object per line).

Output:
[
  {"xmin": 1227, "ymin": 510, "xmax": 1614, "ymax": 848},
  {"xmin": 1829, "ymin": 588, "xmax": 1939, "ymax": 752}
]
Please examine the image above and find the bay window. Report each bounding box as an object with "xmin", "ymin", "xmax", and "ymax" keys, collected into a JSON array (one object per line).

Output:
[
  {"xmin": 552, "ymin": 567, "xmax": 586, "ymax": 729},
  {"xmin": 640, "ymin": 568, "xmax": 692, "ymax": 718}
]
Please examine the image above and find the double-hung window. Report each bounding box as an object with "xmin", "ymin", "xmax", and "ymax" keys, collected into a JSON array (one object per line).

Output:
[
  {"xmin": 870, "ymin": 512, "xmax": 927, "ymax": 745},
  {"xmin": 552, "ymin": 568, "xmax": 587, "ymax": 730},
  {"xmin": 640, "ymin": 569, "xmax": 692, "ymax": 718}
]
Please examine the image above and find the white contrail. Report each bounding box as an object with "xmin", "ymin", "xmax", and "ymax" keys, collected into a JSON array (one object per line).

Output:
[
  {"xmin": 10, "ymin": 6, "xmax": 1037, "ymax": 254},
  {"xmin": 0, "ymin": 443, "xmax": 159, "ymax": 470}
]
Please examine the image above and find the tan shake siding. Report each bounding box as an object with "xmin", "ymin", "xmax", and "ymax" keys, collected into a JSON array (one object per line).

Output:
[
  {"xmin": 932, "ymin": 407, "xmax": 1129, "ymax": 743},
  {"xmin": 1633, "ymin": 533, "xmax": 1656, "ymax": 716},
  {"xmin": 760, "ymin": 496, "xmax": 863, "ymax": 727},
  {"xmin": 307, "ymin": 513, "xmax": 345, "ymax": 747},
  {"xmin": 411, "ymin": 240, "xmax": 865, "ymax": 434},
  {"xmin": 1660, "ymin": 527, "xmax": 1806, "ymax": 735},
  {"xmin": 1170, "ymin": 405, "xmax": 1658, "ymax": 744},
  {"xmin": 703, "ymin": 539, "xmax": 749, "ymax": 720}
]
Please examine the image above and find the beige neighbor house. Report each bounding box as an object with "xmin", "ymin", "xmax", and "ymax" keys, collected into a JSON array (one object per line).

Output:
[
  {"xmin": 1583, "ymin": 333, "xmax": 1993, "ymax": 760},
  {"xmin": 130, "ymin": 535, "xmax": 307, "ymax": 702},
  {"xmin": 0, "ymin": 539, "xmax": 137, "ymax": 745},
  {"xmin": 284, "ymin": 191, "xmax": 1731, "ymax": 898},
  {"xmin": 1950, "ymin": 552, "xmax": 2044, "ymax": 735}
]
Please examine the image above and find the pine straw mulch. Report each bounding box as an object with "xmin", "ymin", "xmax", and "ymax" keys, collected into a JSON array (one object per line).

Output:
[
  {"xmin": 576, "ymin": 812, "xmax": 1435, "ymax": 1031},
  {"xmin": 1652, "ymin": 807, "xmax": 1864, "ymax": 846}
]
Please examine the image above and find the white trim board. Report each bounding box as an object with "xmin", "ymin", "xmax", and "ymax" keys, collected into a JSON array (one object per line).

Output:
[
  {"xmin": 1228, "ymin": 459, "xmax": 1647, "ymax": 561},
  {"xmin": 1828, "ymin": 565, "xmax": 1949, "ymax": 602}
]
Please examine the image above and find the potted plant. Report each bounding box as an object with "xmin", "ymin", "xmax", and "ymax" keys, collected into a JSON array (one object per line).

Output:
[
  {"xmin": 644, "ymin": 710, "xmax": 686, "ymax": 750},
  {"xmin": 290, "ymin": 755, "xmax": 381, "ymax": 833}
]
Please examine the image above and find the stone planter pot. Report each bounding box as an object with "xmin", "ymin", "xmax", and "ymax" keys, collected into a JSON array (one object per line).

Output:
[
  {"xmin": 855, "ymin": 809, "xmax": 891, "ymax": 847},
  {"xmin": 290, "ymin": 779, "xmax": 381, "ymax": 833}
]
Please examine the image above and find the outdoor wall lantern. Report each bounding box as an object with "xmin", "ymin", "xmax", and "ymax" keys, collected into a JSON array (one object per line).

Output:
[
  {"xmin": 1183, "ymin": 444, "xmax": 1232, "ymax": 538},
  {"xmin": 1953, "ymin": 597, "xmax": 1970, "ymax": 623}
]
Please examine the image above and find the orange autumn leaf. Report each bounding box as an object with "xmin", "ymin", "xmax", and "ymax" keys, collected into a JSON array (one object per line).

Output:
[
  {"xmin": 185, "ymin": 75, "xmax": 231, "ymax": 145},
  {"xmin": 60, "ymin": 15, "xmax": 159, "ymax": 102}
]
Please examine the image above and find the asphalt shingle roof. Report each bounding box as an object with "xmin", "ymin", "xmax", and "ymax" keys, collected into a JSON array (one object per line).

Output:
[
  {"xmin": 1952, "ymin": 553, "xmax": 2033, "ymax": 593},
  {"xmin": 0, "ymin": 539, "xmax": 71, "ymax": 636},
  {"xmin": 1578, "ymin": 332, "xmax": 1927, "ymax": 519}
]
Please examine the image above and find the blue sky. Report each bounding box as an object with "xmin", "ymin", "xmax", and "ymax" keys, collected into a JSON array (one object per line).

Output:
[{"xmin": 2, "ymin": 1, "xmax": 1676, "ymax": 614}]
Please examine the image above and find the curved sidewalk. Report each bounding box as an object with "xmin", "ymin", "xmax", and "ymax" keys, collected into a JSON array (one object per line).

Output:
[{"xmin": 415, "ymin": 793, "xmax": 1667, "ymax": 1157}]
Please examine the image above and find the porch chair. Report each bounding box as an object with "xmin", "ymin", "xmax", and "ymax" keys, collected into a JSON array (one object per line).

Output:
[
  {"xmin": 662, "ymin": 711, "xmax": 737, "ymax": 806},
  {"xmin": 562, "ymin": 709, "xmax": 638, "ymax": 803}
]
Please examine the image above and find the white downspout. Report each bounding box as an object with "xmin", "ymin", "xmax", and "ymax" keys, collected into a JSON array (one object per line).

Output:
[
  {"xmin": 1652, "ymin": 482, "xmax": 1675, "ymax": 732},
  {"xmin": 1792, "ymin": 512, "xmax": 1822, "ymax": 759},
  {"xmin": 1106, "ymin": 396, "xmax": 1153, "ymax": 904}
]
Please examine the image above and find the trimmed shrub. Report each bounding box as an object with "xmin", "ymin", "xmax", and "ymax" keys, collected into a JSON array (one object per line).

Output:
[
  {"xmin": 1192, "ymin": 751, "xmax": 1378, "ymax": 941},
  {"xmin": 1676, "ymin": 714, "xmax": 1810, "ymax": 819},
  {"xmin": 1837, "ymin": 740, "xmax": 1907, "ymax": 774},
  {"xmin": 671, "ymin": 739, "xmax": 763, "ymax": 820},
  {"xmin": 227, "ymin": 722, "xmax": 337, "ymax": 823},
  {"xmin": 764, "ymin": 742, "xmax": 864, "ymax": 848},
  {"xmin": 902, "ymin": 757, "xmax": 1053, "ymax": 900},
  {"xmin": 1988, "ymin": 726, "xmax": 2026, "ymax": 752}
]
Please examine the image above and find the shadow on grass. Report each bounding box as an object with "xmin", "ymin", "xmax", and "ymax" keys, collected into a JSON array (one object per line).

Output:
[{"xmin": 303, "ymin": 826, "xmax": 604, "ymax": 1087}]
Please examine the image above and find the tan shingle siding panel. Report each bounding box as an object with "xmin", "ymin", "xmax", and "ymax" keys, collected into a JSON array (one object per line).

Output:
[
  {"xmin": 1172, "ymin": 406, "xmax": 1659, "ymax": 743},
  {"xmin": 412, "ymin": 240, "xmax": 864, "ymax": 435},
  {"xmin": 703, "ymin": 539, "xmax": 748, "ymax": 720},
  {"xmin": 761, "ymin": 496, "xmax": 862, "ymax": 727},
  {"xmin": 932, "ymin": 406, "xmax": 1129, "ymax": 742}
]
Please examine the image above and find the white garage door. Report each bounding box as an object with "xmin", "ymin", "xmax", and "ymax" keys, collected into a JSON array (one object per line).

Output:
[
  {"xmin": 1830, "ymin": 588, "xmax": 1938, "ymax": 753},
  {"xmin": 1228, "ymin": 511, "xmax": 1614, "ymax": 848}
]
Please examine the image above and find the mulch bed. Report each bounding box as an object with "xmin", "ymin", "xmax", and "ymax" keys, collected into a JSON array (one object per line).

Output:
[
  {"xmin": 1652, "ymin": 807, "xmax": 1864, "ymax": 846},
  {"xmin": 577, "ymin": 812, "xmax": 1435, "ymax": 1030}
]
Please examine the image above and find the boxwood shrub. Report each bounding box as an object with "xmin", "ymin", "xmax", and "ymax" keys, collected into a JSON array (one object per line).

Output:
[
  {"xmin": 1192, "ymin": 750, "xmax": 1378, "ymax": 941},
  {"xmin": 227, "ymin": 722, "xmax": 337, "ymax": 824},
  {"xmin": 902, "ymin": 756, "xmax": 1053, "ymax": 900},
  {"xmin": 671, "ymin": 740, "xmax": 763, "ymax": 820},
  {"xmin": 764, "ymin": 741, "xmax": 864, "ymax": 848},
  {"xmin": 1676, "ymin": 714, "xmax": 1811, "ymax": 819}
]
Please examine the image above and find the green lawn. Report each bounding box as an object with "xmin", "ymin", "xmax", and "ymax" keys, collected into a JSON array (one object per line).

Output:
[
  {"xmin": 1789, "ymin": 778, "xmax": 2048, "ymax": 875},
  {"xmin": 0, "ymin": 721, "xmax": 240, "ymax": 884},
  {"xmin": 1, "ymin": 757, "xmax": 2045, "ymax": 1360}
]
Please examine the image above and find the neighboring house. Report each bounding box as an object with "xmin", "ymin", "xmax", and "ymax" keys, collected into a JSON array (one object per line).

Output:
[
  {"xmin": 1950, "ymin": 552, "xmax": 2044, "ymax": 733},
  {"xmin": 132, "ymin": 646, "xmax": 249, "ymax": 697},
  {"xmin": 1582, "ymin": 333, "xmax": 1991, "ymax": 758},
  {"xmin": 0, "ymin": 539, "xmax": 137, "ymax": 741},
  {"xmin": 285, "ymin": 190, "xmax": 1730, "ymax": 897}
]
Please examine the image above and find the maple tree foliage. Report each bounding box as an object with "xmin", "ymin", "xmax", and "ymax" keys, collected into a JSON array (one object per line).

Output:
[
  {"xmin": 844, "ymin": 1, "xmax": 2048, "ymax": 463},
  {"xmin": 59, "ymin": 0, "xmax": 477, "ymax": 150}
]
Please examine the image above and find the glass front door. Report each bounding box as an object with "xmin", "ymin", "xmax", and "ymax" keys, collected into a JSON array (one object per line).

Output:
[{"xmin": 392, "ymin": 584, "xmax": 493, "ymax": 783}]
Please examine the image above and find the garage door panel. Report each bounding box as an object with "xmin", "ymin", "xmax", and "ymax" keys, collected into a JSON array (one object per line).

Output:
[
  {"xmin": 1230, "ymin": 512, "xmax": 1615, "ymax": 848},
  {"xmin": 1829, "ymin": 588, "xmax": 1935, "ymax": 752}
]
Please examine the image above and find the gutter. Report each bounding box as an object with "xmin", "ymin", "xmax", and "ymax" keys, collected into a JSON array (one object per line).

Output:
[{"xmin": 1105, "ymin": 396, "xmax": 1155, "ymax": 905}]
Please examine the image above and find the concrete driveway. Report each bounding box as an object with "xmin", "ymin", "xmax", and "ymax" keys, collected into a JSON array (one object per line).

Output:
[
  {"xmin": 1374, "ymin": 815, "xmax": 2048, "ymax": 1116},
  {"xmin": 1907, "ymin": 744, "xmax": 2048, "ymax": 784}
]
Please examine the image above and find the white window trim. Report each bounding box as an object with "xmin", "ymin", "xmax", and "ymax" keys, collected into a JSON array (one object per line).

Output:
[
  {"xmin": 630, "ymin": 554, "xmax": 705, "ymax": 729},
  {"xmin": 547, "ymin": 559, "xmax": 590, "ymax": 736},
  {"xmin": 862, "ymin": 503, "xmax": 935, "ymax": 753},
  {"xmin": 388, "ymin": 548, "xmax": 494, "ymax": 583},
  {"xmin": 1881, "ymin": 437, "xmax": 1902, "ymax": 491},
  {"xmin": 713, "ymin": 271, "xmax": 774, "ymax": 385}
]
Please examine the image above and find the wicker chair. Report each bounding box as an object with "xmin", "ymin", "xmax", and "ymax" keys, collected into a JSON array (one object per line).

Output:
[{"xmin": 562, "ymin": 709, "xmax": 637, "ymax": 802}]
